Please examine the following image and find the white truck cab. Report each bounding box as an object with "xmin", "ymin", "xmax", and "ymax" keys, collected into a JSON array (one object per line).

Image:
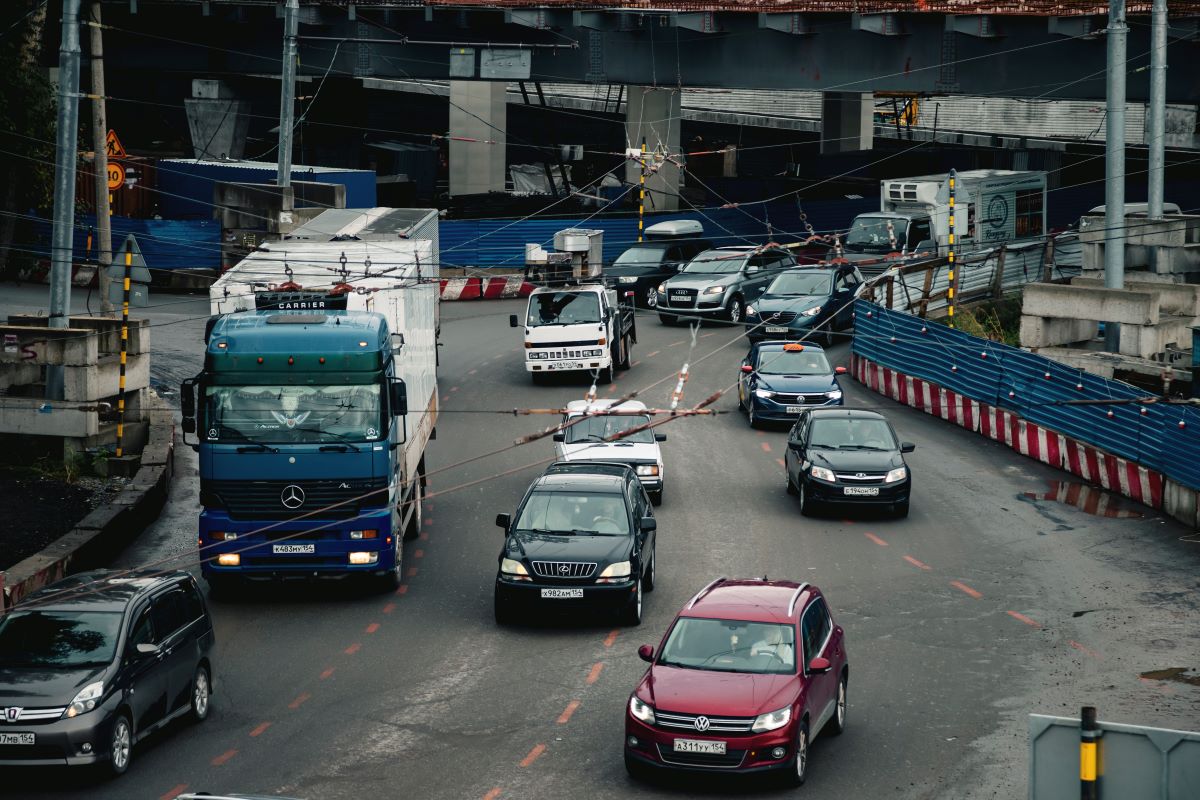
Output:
[{"xmin": 553, "ymin": 399, "xmax": 667, "ymax": 504}]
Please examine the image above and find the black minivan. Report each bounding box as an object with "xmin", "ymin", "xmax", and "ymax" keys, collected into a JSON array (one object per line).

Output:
[{"xmin": 0, "ymin": 570, "xmax": 215, "ymax": 775}]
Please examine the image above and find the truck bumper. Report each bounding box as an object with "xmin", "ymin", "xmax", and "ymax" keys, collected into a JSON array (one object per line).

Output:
[{"xmin": 526, "ymin": 357, "xmax": 611, "ymax": 374}]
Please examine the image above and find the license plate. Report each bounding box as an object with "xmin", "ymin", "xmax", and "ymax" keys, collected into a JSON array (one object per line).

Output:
[
  {"xmin": 549, "ymin": 362, "xmax": 583, "ymax": 371},
  {"xmin": 272, "ymin": 544, "xmax": 316, "ymax": 554},
  {"xmin": 785, "ymin": 405, "xmax": 805, "ymax": 414},
  {"xmin": 674, "ymin": 738, "xmax": 726, "ymax": 755},
  {"xmin": 540, "ymin": 588, "xmax": 584, "ymax": 599},
  {"xmin": 0, "ymin": 733, "xmax": 35, "ymax": 745},
  {"xmin": 766, "ymin": 326, "xmax": 788, "ymax": 333},
  {"xmin": 844, "ymin": 486, "xmax": 880, "ymax": 496}
]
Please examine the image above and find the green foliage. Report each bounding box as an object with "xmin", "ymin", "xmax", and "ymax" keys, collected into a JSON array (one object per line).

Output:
[
  {"xmin": 946, "ymin": 299, "xmax": 1023, "ymax": 347},
  {"xmin": 0, "ymin": 2, "xmax": 56, "ymax": 213}
]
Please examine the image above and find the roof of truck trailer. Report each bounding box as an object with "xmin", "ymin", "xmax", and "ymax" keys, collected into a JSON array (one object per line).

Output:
[
  {"xmin": 206, "ymin": 311, "xmax": 389, "ymax": 354},
  {"xmin": 886, "ymin": 169, "xmax": 1046, "ymax": 183}
]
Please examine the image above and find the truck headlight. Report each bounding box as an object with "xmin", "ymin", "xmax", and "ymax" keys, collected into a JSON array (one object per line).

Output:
[
  {"xmin": 348, "ymin": 552, "xmax": 378, "ymax": 565},
  {"xmin": 635, "ymin": 465, "xmax": 660, "ymax": 477},
  {"xmin": 810, "ymin": 465, "xmax": 835, "ymax": 482},
  {"xmin": 618, "ymin": 276, "xmax": 638, "ymax": 284},
  {"xmin": 629, "ymin": 695, "xmax": 656, "ymax": 724},
  {"xmin": 801, "ymin": 306, "xmax": 822, "ymax": 317},
  {"xmin": 884, "ymin": 466, "xmax": 908, "ymax": 484},
  {"xmin": 596, "ymin": 561, "xmax": 632, "ymax": 583},
  {"xmin": 703, "ymin": 285, "xmax": 726, "ymax": 295},
  {"xmin": 754, "ymin": 388, "xmax": 774, "ymax": 399},
  {"xmin": 528, "ymin": 351, "xmax": 547, "ymax": 360},
  {"xmin": 500, "ymin": 558, "xmax": 531, "ymax": 581},
  {"xmin": 66, "ymin": 681, "xmax": 104, "ymax": 718},
  {"xmin": 751, "ymin": 706, "xmax": 792, "ymax": 733}
]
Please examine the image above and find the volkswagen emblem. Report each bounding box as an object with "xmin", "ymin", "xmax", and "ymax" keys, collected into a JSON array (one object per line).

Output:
[
  {"xmin": 4, "ymin": 708, "xmax": 22, "ymax": 723},
  {"xmin": 280, "ymin": 484, "xmax": 306, "ymax": 509},
  {"xmin": 558, "ymin": 564, "xmax": 570, "ymax": 575},
  {"xmin": 693, "ymin": 716, "xmax": 710, "ymax": 732},
  {"xmin": 855, "ymin": 473, "xmax": 867, "ymax": 479}
]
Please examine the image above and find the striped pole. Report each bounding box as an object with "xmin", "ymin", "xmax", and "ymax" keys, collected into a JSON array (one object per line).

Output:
[
  {"xmin": 947, "ymin": 168, "xmax": 957, "ymax": 328},
  {"xmin": 638, "ymin": 137, "xmax": 646, "ymax": 243},
  {"xmin": 115, "ymin": 239, "xmax": 130, "ymax": 458},
  {"xmin": 1080, "ymin": 706, "xmax": 1099, "ymax": 800}
]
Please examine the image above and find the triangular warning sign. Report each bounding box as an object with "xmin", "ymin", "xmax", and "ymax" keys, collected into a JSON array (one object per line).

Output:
[
  {"xmin": 105, "ymin": 129, "xmax": 127, "ymax": 159},
  {"xmin": 106, "ymin": 233, "xmax": 152, "ymax": 285}
]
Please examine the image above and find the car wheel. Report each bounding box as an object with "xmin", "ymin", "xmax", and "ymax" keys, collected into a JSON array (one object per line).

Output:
[
  {"xmin": 827, "ymin": 672, "xmax": 848, "ymax": 736},
  {"xmin": 645, "ymin": 289, "xmax": 658, "ymax": 309},
  {"xmin": 204, "ymin": 575, "xmax": 240, "ymax": 601},
  {"xmin": 494, "ymin": 588, "xmax": 515, "ymax": 626},
  {"xmin": 108, "ymin": 713, "xmax": 132, "ymax": 776},
  {"xmin": 737, "ymin": 384, "xmax": 747, "ymax": 412},
  {"xmin": 786, "ymin": 468, "xmax": 798, "ymax": 496},
  {"xmin": 622, "ymin": 578, "xmax": 643, "ymax": 626},
  {"xmin": 893, "ymin": 500, "xmax": 910, "ymax": 519},
  {"xmin": 380, "ymin": 545, "xmax": 402, "ymax": 591},
  {"xmin": 617, "ymin": 334, "xmax": 632, "ymax": 370},
  {"xmin": 624, "ymin": 749, "xmax": 651, "ymax": 781},
  {"xmin": 598, "ymin": 363, "xmax": 614, "ymax": 385},
  {"xmin": 642, "ymin": 549, "xmax": 656, "ymax": 592},
  {"xmin": 785, "ymin": 719, "xmax": 809, "ymax": 787},
  {"xmin": 798, "ymin": 480, "xmax": 816, "ymax": 517},
  {"xmin": 190, "ymin": 664, "xmax": 212, "ymax": 722},
  {"xmin": 727, "ymin": 296, "xmax": 745, "ymax": 327},
  {"xmin": 747, "ymin": 404, "xmax": 759, "ymax": 429},
  {"xmin": 657, "ymin": 312, "xmax": 676, "ymax": 326},
  {"xmin": 531, "ymin": 371, "xmax": 548, "ymax": 386},
  {"xmin": 649, "ymin": 486, "xmax": 663, "ymax": 506}
]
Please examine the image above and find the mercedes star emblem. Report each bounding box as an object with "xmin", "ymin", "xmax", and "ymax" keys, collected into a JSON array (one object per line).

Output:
[
  {"xmin": 693, "ymin": 716, "xmax": 710, "ymax": 732},
  {"xmin": 280, "ymin": 484, "xmax": 306, "ymax": 509}
]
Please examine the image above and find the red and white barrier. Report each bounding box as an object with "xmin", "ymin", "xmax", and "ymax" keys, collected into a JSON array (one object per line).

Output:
[
  {"xmin": 851, "ymin": 353, "xmax": 1168, "ymax": 514},
  {"xmin": 439, "ymin": 276, "xmax": 534, "ymax": 301}
]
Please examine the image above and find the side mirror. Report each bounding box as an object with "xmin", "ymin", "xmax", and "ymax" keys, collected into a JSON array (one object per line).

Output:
[
  {"xmin": 655, "ymin": 433, "xmax": 667, "ymax": 442},
  {"xmin": 495, "ymin": 513, "xmax": 511, "ymax": 530},
  {"xmin": 640, "ymin": 517, "xmax": 657, "ymax": 532},
  {"xmin": 901, "ymin": 442, "xmax": 916, "ymax": 453},
  {"xmin": 835, "ymin": 366, "xmax": 848, "ymax": 375},
  {"xmin": 637, "ymin": 644, "xmax": 654, "ymax": 663},
  {"xmin": 180, "ymin": 377, "xmax": 197, "ymax": 435},
  {"xmin": 740, "ymin": 364, "xmax": 754, "ymax": 374},
  {"xmin": 390, "ymin": 379, "xmax": 408, "ymax": 417},
  {"xmin": 509, "ymin": 314, "xmax": 519, "ymax": 328},
  {"xmin": 136, "ymin": 642, "xmax": 160, "ymax": 657},
  {"xmin": 552, "ymin": 433, "xmax": 565, "ymax": 442},
  {"xmin": 807, "ymin": 656, "xmax": 832, "ymax": 674},
  {"xmin": 745, "ymin": 265, "xmax": 760, "ymax": 274}
]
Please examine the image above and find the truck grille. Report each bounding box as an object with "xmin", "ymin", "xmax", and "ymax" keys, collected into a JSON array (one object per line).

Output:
[
  {"xmin": 203, "ymin": 478, "xmax": 388, "ymax": 520},
  {"xmin": 531, "ymin": 561, "xmax": 597, "ymax": 579}
]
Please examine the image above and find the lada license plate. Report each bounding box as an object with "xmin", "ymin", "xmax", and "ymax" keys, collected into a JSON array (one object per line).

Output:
[
  {"xmin": 673, "ymin": 739, "xmax": 726, "ymax": 755},
  {"xmin": 541, "ymin": 588, "xmax": 584, "ymax": 599},
  {"xmin": 549, "ymin": 362, "xmax": 583, "ymax": 371},
  {"xmin": 0, "ymin": 733, "xmax": 35, "ymax": 745},
  {"xmin": 844, "ymin": 486, "xmax": 879, "ymax": 496},
  {"xmin": 785, "ymin": 406, "xmax": 805, "ymax": 414},
  {"xmin": 766, "ymin": 326, "xmax": 789, "ymax": 333},
  {"xmin": 273, "ymin": 544, "xmax": 316, "ymax": 554}
]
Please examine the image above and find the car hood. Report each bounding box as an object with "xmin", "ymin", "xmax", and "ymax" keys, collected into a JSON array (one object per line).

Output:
[
  {"xmin": 606, "ymin": 262, "xmax": 666, "ymax": 277},
  {"xmin": 810, "ymin": 448, "xmax": 904, "ymax": 472},
  {"xmin": 558, "ymin": 441, "xmax": 660, "ymax": 465},
  {"xmin": 0, "ymin": 665, "xmax": 108, "ymax": 706},
  {"xmin": 506, "ymin": 531, "xmax": 632, "ymax": 564},
  {"xmin": 663, "ymin": 274, "xmax": 738, "ymax": 291},
  {"xmin": 756, "ymin": 294, "xmax": 827, "ymax": 312},
  {"xmin": 756, "ymin": 374, "xmax": 839, "ymax": 395},
  {"xmin": 642, "ymin": 664, "xmax": 797, "ymax": 716}
]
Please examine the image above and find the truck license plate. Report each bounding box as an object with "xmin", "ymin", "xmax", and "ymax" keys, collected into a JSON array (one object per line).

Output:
[
  {"xmin": 0, "ymin": 733, "xmax": 35, "ymax": 745},
  {"xmin": 673, "ymin": 739, "xmax": 726, "ymax": 754},
  {"xmin": 549, "ymin": 362, "xmax": 583, "ymax": 371},
  {"xmin": 273, "ymin": 544, "xmax": 316, "ymax": 554},
  {"xmin": 541, "ymin": 588, "xmax": 584, "ymax": 599}
]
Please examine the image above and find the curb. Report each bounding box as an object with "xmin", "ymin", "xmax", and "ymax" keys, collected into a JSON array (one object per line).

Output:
[
  {"xmin": 0, "ymin": 406, "xmax": 176, "ymax": 610},
  {"xmin": 439, "ymin": 276, "xmax": 534, "ymax": 301},
  {"xmin": 850, "ymin": 353, "xmax": 1198, "ymax": 528}
]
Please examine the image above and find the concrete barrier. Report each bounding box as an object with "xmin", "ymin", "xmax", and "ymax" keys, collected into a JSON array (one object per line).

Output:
[
  {"xmin": 439, "ymin": 275, "xmax": 534, "ymax": 301},
  {"xmin": 1022, "ymin": 283, "xmax": 1161, "ymax": 326}
]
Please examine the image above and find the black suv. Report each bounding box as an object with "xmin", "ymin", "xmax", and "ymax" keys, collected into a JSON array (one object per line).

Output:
[
  {"xmin": 608, "ymin": 238, "xmax": 712, "ymax": 309},
  {"xmin": 656, "ymin": 246, "xmax": 797, "ymax": 326},
  {"xmin": 0, "ymin": 570, "xmax": 215, "ymax": 775},
  {"xmin": 494, "ymin": 462, "xmax": 657, "ymax": 626}
]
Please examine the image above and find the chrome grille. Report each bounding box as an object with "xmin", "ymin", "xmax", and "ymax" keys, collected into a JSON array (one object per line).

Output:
[
  {"xmin": 202, "ymin": 478, "xmax": 387, "ymax": 521},
  {"xmin": 835, "ymin": 472, "xmax": 886, "ymax": 483},
  {"xmin": 0, "ymin": 707, "xmax": 66, "ymax": 724},
  {"xmin": 655, "ymin": 710, "xmax": 755, "ymax": 734},
  {"xmin": 531, "ymin": 561, "xmax": 597, "ymax": 579},
  {"xmin": 771, "ymin": 393, "xmax": 829, "ymax": 405},
  {"xmin": 764, "ymin": 311, "xmax": 797, "ymax": 324}
]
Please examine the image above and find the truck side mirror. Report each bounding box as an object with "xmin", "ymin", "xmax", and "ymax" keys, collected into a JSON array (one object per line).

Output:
[
  {"xmin": 552, "ymin": 433, "xmax": 565, "ymax": 442},
  {"xmin": 180, "ymin": 379, "xmax": 196, "ymax": 434},
  {"xmin": 509, "ymin": 314, "xmax": 519, "ymax": 328},
  {"xmin": 390, "ymin": 379, "xmax": 408, "ymax": 417}
]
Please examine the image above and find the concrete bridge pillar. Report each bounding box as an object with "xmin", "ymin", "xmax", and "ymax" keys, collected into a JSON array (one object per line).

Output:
[
  {"xmin": 184, "ymin": 79, "xmax": 249, "ymax": 160},
  {"xmin": 448, "ymin": 80, "xmax": 507, "ymax": 196},
  {"xmin": 624, "ymin": 86, "xmax": 681, "ymax": 212},
  {"xmin": 820, "ymin": 92, "xmax": 874, "ymax": 154}
]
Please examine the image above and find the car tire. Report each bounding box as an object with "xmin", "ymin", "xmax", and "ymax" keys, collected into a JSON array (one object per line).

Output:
[
  {"xmin": 645, "ymin": 289, "xmax": 658, "ymax": 310},
  {"xmin": 494, "ymin": 589, "xmax": 516, "ymax": 626},
  {"xmin": 658, "ymin": 312, "xmax": 677, "ymax": 326},
  {"xmin": 727, "ymin": 296, "xmax": 746, "ymax": 327},
  {"xmin": 642, "ymin": 549, "xmax": 656, "ymax": 592},
  {"xmin": 827, "ymin": 672, "xmax": 848, "ymax": 736},
  {"xmin": 784, "ymin": 719, "xmax": 810, "ymax": 787},
  {"xmin": 747, "ymin": 404, "xmax": 759, "ymax": 429},
  {"xmin": 624, "ymin": 750, "xmax": 652, "ymax": 782},
  {"xmin": 598, "ymin": 363, "xmax": 614, "ymax": 385},
  {"xmin": 893, "ymin": 500, "xmax": 910, "ymax": 519},
  {"xmin": 798, "ymin": 481, "xmax": 816, "ymax": 517},
  {"xmin": 737, "ymin": 385, "xmax": 747, "ymax": 412},
  {"xmin": 531, "ymin": 371, "xmax": 549, "ymax": 386},
  {"xmin": 649, "ymin": 486, "xmax": 663, "ymax": 506},
  {"xmin": 204, "ymin": 575, "xmax": 240, "ymax": 601},
  {"xmin": 622, "ymin": 578, "xmax": 643, "ymax": 626},
  {"xmin": 380, "ymin": 546, "xmax": 403, "ymax": 591},
  {"xmin": 617, "ymin": 334, "xmax": 632, "ymax": 371},
  {"xmin": 108, "ymin": 713, "xmax": 133, "ymax": 777},
  {"xmin": 190, "ymin": 664, "xmax": 212, "ymax": 722},
  {"xmin": 786, "ymin": 468, "xmax": 799, "ymax": 496}
]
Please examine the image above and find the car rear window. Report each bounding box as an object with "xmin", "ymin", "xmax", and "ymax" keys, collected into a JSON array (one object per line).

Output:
[
  {"xmin": 658, "ymin": 617, "xmax": 796, "ymax": 674},
  {"xmin": 564, "ymin": 414, "xmax": 654, "ymax": 444},
  {"xmin": 0, "ymin": 610, "xmax": 123, "ymax": 668}
]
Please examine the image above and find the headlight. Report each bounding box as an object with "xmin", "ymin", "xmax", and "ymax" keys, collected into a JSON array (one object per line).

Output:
[
  {"xmin": 702, "ymin": 285, "xmax": 726, "ymax": 295},
  {"xmin": 586, "ymin": 349, "xmax": 604, "ymax": 357},
  {"xmin": 596, "ymin": 561, "xmax": 632, "ymax": 584},
  {"xmin": 884, "ymin": 466, "xmax": 908, "ymax": 484},
  {"xmin": 500, "ymin": 558, "xmax": 531, "ymax": 581},
  {"xmin": 629, "ymin": 695, "xmax": 656, "ymax": 724},
  {"xmin": 635, "ymin": 464, "xmax": 660, "ymax": 477},
  {"xmin": 65, "ymin": 681, "xmax": 104, "ymax": 718},
  {"xmin": 801, "ymin": 306, "xmax": 822, "ymax": 317},
  {"xmin": 618, "ymin": 276, "xmax": 638, "ymax": 284},
  {"xmin": 825, "ymin": 389, "xmax": 843, "ymax": 400},
  {"xmin": 754, "ymin": 388, "xmax": 774, "ymax": 399},
  {"xmin": 527, "ymin": 351, "xmax": 547, "ymax": 360},
  {"xmin": 746, "ymin": 305, "xmax": 758, "ymax": 316},
  {"xmin": 751, "ymin": 706, "xmax": 792, "ymax": 733},
  {"xmin": 656, "ymin": 283, "xmax": 666, "ymax": 294},
  {"xmin": 810, "ymin": 465, "xmax": 835, "ymax": 482}
]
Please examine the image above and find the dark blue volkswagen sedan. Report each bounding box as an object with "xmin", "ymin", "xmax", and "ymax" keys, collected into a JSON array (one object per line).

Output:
[
  {"xmin": 745, "ymin": 265, "xmax": 864, "ymax": 346},
  {"xmin": 736, "ymin": 341, "xmax": 846, "ymax": 427}
]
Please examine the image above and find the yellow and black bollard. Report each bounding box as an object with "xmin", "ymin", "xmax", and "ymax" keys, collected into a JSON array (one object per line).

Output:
[
  {"xmin": 115, "ymin": 238, "xmax": 131, "ymax": 458},
  {"xmin": 947, "ymin": 168, "xmax": 957, "ymax": 328},
  {"xmin": 638, "ymin": 137, "xmax": 647, "ymax": 243},
  {"xmin": 1080, "ymin": 705, "xmax": 1099, "ymax": 799}
]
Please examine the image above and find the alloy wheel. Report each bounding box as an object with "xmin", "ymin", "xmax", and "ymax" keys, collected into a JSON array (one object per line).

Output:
[
  {"xmin": 192, "ymin": 666, "xmax": 211, "ymax": 720},
  {"xmin": 110, "ymin": 716, "xmax": 132, "ymax": 775}
]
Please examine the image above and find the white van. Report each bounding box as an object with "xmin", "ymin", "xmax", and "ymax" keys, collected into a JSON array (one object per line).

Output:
[{"xmin": 553, "ymin": 399, "xmax": 667, "ymax": 504}]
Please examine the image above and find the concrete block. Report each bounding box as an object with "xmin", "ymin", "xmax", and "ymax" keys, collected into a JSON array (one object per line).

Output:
[
  {"xmin": 1116, "ymin": 317, "xmax": 1197, "ymax": 359},
  {"xmin": 1070, "ymin": 277, "xmax": 1200, "ymax": 316},
  {"xmin": 1021, "ymin": 283, "xmax": 1160, "ymax": 325},
  {"xmin": 1162, "ymin": 479, "xmax": 1200, "ymax": 529},
  {"xmin": 1019, "ymin": 315, "xmax": 1098, "ymax": 348},
  {"xmin": 0, "ymin": 398, "xmax": 97, "ymax": 438}
]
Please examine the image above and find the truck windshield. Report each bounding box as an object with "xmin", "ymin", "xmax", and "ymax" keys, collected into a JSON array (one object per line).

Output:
[
  {"xmin": 681, "ymin": 251, "xmax": 746, "ymax": 274},
  {"xmin": 527, "ymin": 292, "xmax": 601, "ymax": 326},
  {"xmin": 203, "ymin": 384, "xmax": 383, "ymax": 444},
  {"xmin": 845, "ymin": 216, "xmax": 907, "ymax": 253}
]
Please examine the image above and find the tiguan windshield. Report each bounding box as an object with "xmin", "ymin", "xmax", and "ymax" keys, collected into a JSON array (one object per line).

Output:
[
  {"xmin": 203, "ymin": 384, "xmax": 383, "ymax": 444},
  {"xmin": 658, "ymin": 617, "xmax": 796, "ymax": 674},
  {"xmin": 527, "ymin": 292, "xmax": 601, "ymax": 326},
  {"xmin": 845, "ymin": 216, "xmax": 907, "ymax": 253}
]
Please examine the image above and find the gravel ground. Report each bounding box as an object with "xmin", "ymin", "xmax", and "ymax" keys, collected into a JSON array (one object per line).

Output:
[{"xmin": 0, "ymin": 470, "xmax": 128, "ymax": 571}]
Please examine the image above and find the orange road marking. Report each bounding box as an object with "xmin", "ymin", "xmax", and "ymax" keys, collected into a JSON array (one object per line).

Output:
[
  {"xmin": 586, "ymin": 662, "xmax": 604, "ymax": 685},
  {"xmin": 556, "ymin": 700, "xmax": 581, "ymax": 724},
  {"xmin": 211, "ymin": 749, "xmax": 237, "ymax": 766},
  {"xmin": 903, "ymin": 555, "xmax": 932, "ymax": 570},
  {"xmin": 1007, "ymin": 611, "xmax": 1042, "ymax": 628},
  {"xmin": 864, "ymin": 532, "xmax": 888, "ymax": 547},
  {"xmin": 519, "ymin": 744, "xmax": 547, "ymax": 767},
  {"xmin": 950, "ymin": 580, "xmax": 982, "ymax": 599}
]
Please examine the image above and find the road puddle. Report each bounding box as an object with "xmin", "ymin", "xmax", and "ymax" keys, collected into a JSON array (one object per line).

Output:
[
  {"xmin": 1021, "ymin": 480, "xmax": 1143, "ymax": 519},
  {"xmin": 1139, "ymin": 668, "xmax": 1200, "ymax": 687}
]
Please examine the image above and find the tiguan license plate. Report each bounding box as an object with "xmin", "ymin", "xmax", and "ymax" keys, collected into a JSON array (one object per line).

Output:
[{"xmin": 673, "ymin": 739, "xmax": 726, "ymax": 754}]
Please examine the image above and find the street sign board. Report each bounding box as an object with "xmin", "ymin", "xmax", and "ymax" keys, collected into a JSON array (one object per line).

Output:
[
  {"xmin": 107, "ymin": 281, "xmax": 150, "ymax": 308},
  {"xmin": 105, "ymin": 129, "xmax": 127, "ymax": 159},
  {"xmin": 105, "ymin": 233, "xmax": 153, "ymax": 284},
  {"xmin": 106, "ymin": 162, "xmax": 126, "ymax": 191}
]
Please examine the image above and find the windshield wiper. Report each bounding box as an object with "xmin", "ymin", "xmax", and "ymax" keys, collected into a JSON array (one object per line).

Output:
[
  {"xmin": 220, "ymin": 428, "xmax": 279, "ymax": 453},
  {"xmin": 517, "ymin": 527, "xmax": 573, "ymax": 536},
  {"xmin": 291, "ymin": 428, "xmax": 362, "ymax": 452},
  {"xmin": 838, "ymin": 444, "xmax": 887, "ymax": 450}
]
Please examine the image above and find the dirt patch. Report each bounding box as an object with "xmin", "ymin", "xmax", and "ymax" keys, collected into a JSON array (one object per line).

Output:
[
  {"xmin": 0, "ymin": 469, "xmax": 127, "ymax": 572},
  {"xmin": 1140, "ymin": 668, "xmax": 1200, "ymax": 687}
]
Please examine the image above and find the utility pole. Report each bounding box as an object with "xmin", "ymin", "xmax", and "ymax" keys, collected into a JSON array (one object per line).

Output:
[
  {"xmin": 276, "ymin": 0, "xmax": 299, "ymax": 189},
  {"xmin": 47, "ymin": 0, "xmax": 84, "ymax": 400},
  {"xmin": 90, "ymin": 0, "xmax": 113, "ymax": 312},
  {"xmin": 1103, "ymin": 0, "xmax": 1127, "ymax": 354},
  {"xmin": 1147, "ymin": 0, "xmax": 1168, "ymax": 220}
]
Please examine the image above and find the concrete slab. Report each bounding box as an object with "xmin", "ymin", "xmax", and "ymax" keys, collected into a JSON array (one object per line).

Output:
[
  {"xmin": 1021, "ymin": 283, "xmax": 1161, "ymax": 326},
  {"xmin": 1019, "ymin": 315, "xmax": 1099, "ymax": 348}
]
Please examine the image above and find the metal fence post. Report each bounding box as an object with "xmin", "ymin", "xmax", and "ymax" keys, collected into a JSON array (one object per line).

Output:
[
  {"xmin": 115, "ymin": 239, "xmax": 131, "ymax": 458},
  {"xmin": 1081, "ymin": 706, "xmax": 1100, "ymax": 800},
  {"xmin": 947, "ymin": 169, "xmax": 957, "ymax": 327},
  {"xmin": 991, "ymin": 245, "xmax": 1008, "ymax": 299},
  {"xmin": 638, "ymin": 137, "xmax": 647, "ymax": 243}
]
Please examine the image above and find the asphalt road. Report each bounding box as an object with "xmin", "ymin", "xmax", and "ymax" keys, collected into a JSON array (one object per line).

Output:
[{"xmin": 3, "ymin": 285, "xmax": 1198, "ymax": 800}]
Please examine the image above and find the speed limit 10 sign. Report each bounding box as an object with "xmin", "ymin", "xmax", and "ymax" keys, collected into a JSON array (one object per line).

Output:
[{"xmin": 106, "ymin": 162, "xmax": 126, "ymax": 191}]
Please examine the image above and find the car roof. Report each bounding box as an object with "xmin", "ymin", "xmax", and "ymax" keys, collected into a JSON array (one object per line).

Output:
[
  {"xmin": 804, "ymin": 407, "xmax": 887, "ymax": 421},
  {"xmin": 537, "ymin": 462, "xmax": 633, "ymax": 490},
  {"xmin": 564, "ymin": 399, "xmax": 648, "ymax": 414},
  {"xmin": 682, "ymin": 578, "xmax": 817, "ymax": 623},
  {"xmin": 18, "ymin": 570, "xmax": 192, "ymax": 613},
  {"xmin": 753, "ymin": 340, "xmax": 827, "ymax": 354}
]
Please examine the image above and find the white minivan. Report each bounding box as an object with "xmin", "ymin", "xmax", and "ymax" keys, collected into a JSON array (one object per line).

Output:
[{"xmin": 553, "ymin": 399, "xmax": 667, "ymax": 504}]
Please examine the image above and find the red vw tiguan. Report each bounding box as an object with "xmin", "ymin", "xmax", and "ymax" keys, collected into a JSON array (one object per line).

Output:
[{"xmin": 624, "ymin": 577, "xmax": 848, "ymax": 785}]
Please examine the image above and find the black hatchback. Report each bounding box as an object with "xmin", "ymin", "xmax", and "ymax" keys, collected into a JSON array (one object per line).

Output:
[
  {"xmin": 0, "ymin": 570, "xmax": 215, "ymax": 775},
  {"xmin": 494, "ymin": 462, "xmax": 657, "ymax": 626}
]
